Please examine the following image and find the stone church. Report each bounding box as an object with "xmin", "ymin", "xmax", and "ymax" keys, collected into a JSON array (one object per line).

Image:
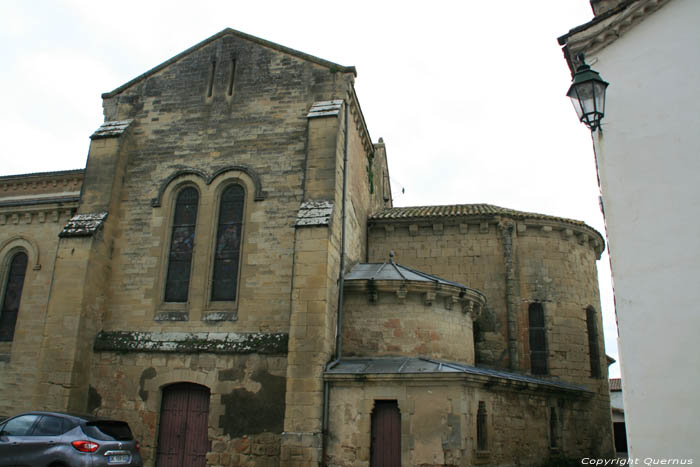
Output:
[{"xmin": 0, "ymin": 29, "xmax": 614, "ymax": 466}]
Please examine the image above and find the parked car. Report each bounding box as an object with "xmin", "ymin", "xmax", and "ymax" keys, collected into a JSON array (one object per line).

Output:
[{"xmin": 0, "ymin": 411, "xmax": 142, "ymax": 466}]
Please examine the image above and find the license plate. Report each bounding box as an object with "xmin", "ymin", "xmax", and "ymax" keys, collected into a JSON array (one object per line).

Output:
[{"xmin": 107, "ymin": 454, "xmax": 130, "ymax": 464}]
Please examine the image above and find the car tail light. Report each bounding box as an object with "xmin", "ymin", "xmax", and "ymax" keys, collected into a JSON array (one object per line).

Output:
[
  {"xmin": 72, "ymin": 440, "xmax": 100, "ymax": 452},
  {"xmin": 135, "ymin": 441, "xmax": 140, "ymax": 452}
]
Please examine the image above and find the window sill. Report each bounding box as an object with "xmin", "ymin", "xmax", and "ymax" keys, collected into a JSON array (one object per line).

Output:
[
  {"xmin": 202, "ymin": 311, "xmax": 237, "ymax": 322},
  {"xmin": 154, "ymin": 311, "xmax": 189, "ymax": 322},
  {"xmin": 474, "ymin": 450, "xmax": 490, "ymax": 464}
]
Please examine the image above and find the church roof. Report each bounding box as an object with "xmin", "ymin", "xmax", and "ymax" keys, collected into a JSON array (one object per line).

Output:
[
  {"xmin": 325, "ymin": 357, "xmax": 591, "ymax": 394},
  {"xmin": 371, "ymin": 203, "xmax": 587, "ymax": 226},
  {"xmin": 103, "ymin": 28, "xmax": 357, "ymax": 98}
]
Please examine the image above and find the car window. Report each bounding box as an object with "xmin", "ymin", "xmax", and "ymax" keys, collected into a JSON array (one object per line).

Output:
[
  {"xmin": 2, "ymin": 415, "xmax": 40, "ymax": 436},
  {"xmin": 32, "ymin": 415, "xmax": 66, "ymax": 436},
  {"xmin": 83, "ymin": 421, "xmax": 134, "ymax": 441}
]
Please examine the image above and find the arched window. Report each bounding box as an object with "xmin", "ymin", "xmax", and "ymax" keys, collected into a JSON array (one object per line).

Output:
[
  {"xmin": 1, "ymin": 251, "xmax": 28, "ymax": 341},
  {"xmin": 164, "ymin": 187, "xmax": 199, "ymax": 302},
  {"xmin": 528, "ymin": 302, "xmax": 548, "ymax": 375},
  {"xmin": 586, "ymin": 306, "xmax": 601, "ymax": 378},
  {"xmin": 211, "ymin": 184, "xmax": 245, "ymax": 302}
]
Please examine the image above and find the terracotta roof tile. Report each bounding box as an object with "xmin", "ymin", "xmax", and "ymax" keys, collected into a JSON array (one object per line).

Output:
[
  {"xmin": 371, "ymin": 203, "xmax": 587, "ymax": 226},
  {"xmin": 609, "ymin": 378, "xmax": 622, "ymax": 391}
]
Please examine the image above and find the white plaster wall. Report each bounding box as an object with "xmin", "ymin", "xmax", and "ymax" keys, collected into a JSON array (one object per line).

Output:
[
  {"xmin": 609, "ymin": 390, "xmax": 624, "ymax": 413},
  {"xmin": 588, "ymin": 0, "xmax": 700, "ymax": 459}
]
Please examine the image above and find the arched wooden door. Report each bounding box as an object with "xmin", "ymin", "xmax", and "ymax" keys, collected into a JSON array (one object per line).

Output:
[
  {"xmin": 156, "ymin": 383, "xmax": 210, "ymax": 467},
  {"xmin": 371, "ymin": 400, "xmax": 401, "ymax": 467}
]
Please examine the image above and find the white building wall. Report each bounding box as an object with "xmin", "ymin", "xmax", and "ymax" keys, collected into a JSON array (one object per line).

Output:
[{"xmin": 587, "ymin": 0, "xmax": 700, "ymax": 459}]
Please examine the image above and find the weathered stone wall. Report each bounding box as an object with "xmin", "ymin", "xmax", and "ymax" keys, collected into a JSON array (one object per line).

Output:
[
  {"xmin": 326, "ymin": 379, "xmax": 605, "ymax": 466},
  {"xmin": 99, "ymin": 33, "xmax": 352, "ymax": 332},
  {"xmin": 0, "ymin": 171, "xmax": 82, "ymax": 417},
  {"xmin": 368, "ymin": 221, "xmax": 509, "ymax": 368},
  {"xmin": 90, "ymin": 350, "xmax": 287, "ymax": 467},
  {"xmin": 368, "ymin": 215, "xmax": 614, "ymax": 457},
  {"xmin": 342, "ymin": 286, "xmax": 475, "ymax": 364}
]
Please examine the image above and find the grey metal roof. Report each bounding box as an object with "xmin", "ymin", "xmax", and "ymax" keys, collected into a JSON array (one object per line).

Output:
[
  {"xmin": 326, "ymin": 357, "xmax": 590, "ymax": 393},
  {"xmin": 345, "ymin": 259, "xmax": 468, "ymax": 290}
]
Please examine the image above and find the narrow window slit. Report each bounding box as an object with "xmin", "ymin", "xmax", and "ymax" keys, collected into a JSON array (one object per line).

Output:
[
  {"xmin": 477, "ymin": 401, "xmax": 488, "ymax": 451},
  {"xmin": 227, "ymin": 58, "xmax": 236, "ymax": 96},
  {"xmin": 207, "ymin": 60, "xmax": 217, "ymax": 98}
]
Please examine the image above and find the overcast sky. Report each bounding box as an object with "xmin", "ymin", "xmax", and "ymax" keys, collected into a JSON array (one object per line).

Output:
[{"xmin": 0, "ymin": 1, "xmax": 619, "ymax": 377}]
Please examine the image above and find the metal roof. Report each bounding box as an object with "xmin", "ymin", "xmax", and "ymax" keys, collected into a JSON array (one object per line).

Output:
[
  {"xmin": 326, "ymin": 357, "xmax": 591, "ymax": 393},
  {"xmin": 370, "ymin": 203, "xmax": 587, "ymax": 226},
  {"xmin": 345, "ymin": 258, "xmax": 468, "ymax": 290}
]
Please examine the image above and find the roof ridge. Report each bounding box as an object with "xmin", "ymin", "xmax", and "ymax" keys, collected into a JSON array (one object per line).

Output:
[{"xmin": 103, "ymin": 28, "xmax": 357, "ymax": 98}]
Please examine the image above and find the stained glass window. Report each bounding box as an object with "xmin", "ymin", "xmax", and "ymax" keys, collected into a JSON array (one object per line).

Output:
[
  {"xmin": 164, "ymin": 187, "xmax": 199, "ymax": 302},
  {"xmin": 529, "ymin": 303, "xmax": 548, "ymax": 375},
  {"xmin": 211, "ymin": 185, "xmax": 244, "ymax": 301},
  {"xmin": 1, "ymin": 251, "xmax": 28, "ymax": 341}
]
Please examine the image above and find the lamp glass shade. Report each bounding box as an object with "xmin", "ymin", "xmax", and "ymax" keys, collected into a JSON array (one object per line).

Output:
[{"xmin": 566, "ymin": 62, "xmax": 609, "ymax": 130}]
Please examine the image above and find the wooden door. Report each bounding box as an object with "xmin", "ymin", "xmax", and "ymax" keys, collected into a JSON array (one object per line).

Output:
[
  {"xmin": 371, "ymin": 400, "xmax": 401, "ymax": 467},
  {"xmin": 156, "ymin": 383, "xmax": 210, "ymax": 467}
]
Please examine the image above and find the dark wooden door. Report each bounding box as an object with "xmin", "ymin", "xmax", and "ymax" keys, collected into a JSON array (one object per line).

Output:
[
  {"xmin": 156, "ymin": 383, "xmax": 210, "ymax": 467},
  {"xmin": 371, "ymin": 400, "xmax": 401, "ymax": 467}
]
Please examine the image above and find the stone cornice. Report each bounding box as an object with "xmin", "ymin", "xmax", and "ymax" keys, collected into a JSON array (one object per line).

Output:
[
  {"xmin": 344, "ymin": 279, "xmax": 485, "ymax": 315},
  {"xmin": 370, "ymin": 214, "xmax": 605, "ymax": 259},
  {"xmin": 0, "ymin": 207, "xmax": 77, "ymax": 227},
  {"xmin": 347, "ymin": 86, "xmax": 375, "ymax": 158},
  {"xmin": 558, "ymin": 0, "xmax": 672, "ymax": 73},
  {"xmin": 0, "ymin": 170, "xmax": 83, "ymax": 203}
]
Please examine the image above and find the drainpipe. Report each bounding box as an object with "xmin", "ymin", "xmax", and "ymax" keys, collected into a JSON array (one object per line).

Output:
[{"xmin": 321, "ymin": 97, "xmax": 350, "ymax": 463}]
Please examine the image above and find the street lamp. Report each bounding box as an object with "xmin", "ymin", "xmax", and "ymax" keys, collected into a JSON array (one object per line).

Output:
[{"xmin": 567, "ymin": 53, "xmax": 609, "ymax": 131}]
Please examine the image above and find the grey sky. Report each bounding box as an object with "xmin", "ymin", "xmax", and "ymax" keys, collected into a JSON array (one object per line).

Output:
[{"xmin": 0, "ymin": 1, "xmax": 618, "ymax": 376}]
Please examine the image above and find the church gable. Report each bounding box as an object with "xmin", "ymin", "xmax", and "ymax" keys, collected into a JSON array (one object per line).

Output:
[{"xmin": 102, "ymin": 28, "xmax": 355, "ymax": 122}]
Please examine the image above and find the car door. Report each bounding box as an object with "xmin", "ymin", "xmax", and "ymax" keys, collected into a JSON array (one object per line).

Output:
[
  {"xmin": 15, "ymin": 415, "xmax": 66, "ymax": 467},
  {"xmin": 0, "ymin": 414, "xmax": 40, "ymax": 466}
]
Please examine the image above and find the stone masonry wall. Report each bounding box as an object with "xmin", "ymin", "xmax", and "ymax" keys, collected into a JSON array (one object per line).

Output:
[
  {"xmin": 368, "ymin": 221, "xmax": 508, "ymax": 368},
  {"xmin": 0, "ymin": 203, "xmax": 77, "ymax": 417},
  {"xmin": 326, "ymin": 379, "xmax": 601, "ymax": 466},
  {"xmin": 91, "ymin": 351, "xmax": 287, "ymax": 467},
  {"xmin": 99, "ymin": 32, "xmax": 353, "ymax": 334},
  {"xmin": 368, "ymin": 216, "xmax": 614, "ymax": 457},
  {"xmin": 342, "ymin": 287, "xmax": 475, "ymax": 364},
  {"xmin": 0, "ymin": 170, "xmax": 82, "ymax": 417}
]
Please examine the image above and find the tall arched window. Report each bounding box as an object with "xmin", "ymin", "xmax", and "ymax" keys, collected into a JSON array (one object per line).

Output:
[
  {"xmin": 211, "ymin": 184, "xmax": 245, "ymax": 301},
  {"xmin": 1, "ymin": 251, "xmax": 28, "ymax": 341},
  {"xmin": 528, "ymin": 302, "xmax": 548, "ymax": 375},
  {"xmin": 586, "ymin": 306, "xmax": 601, "ymax": 378},
  {"xmin": 164, "ymin": 187, "xmax": 199, "ymax": 302}
]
